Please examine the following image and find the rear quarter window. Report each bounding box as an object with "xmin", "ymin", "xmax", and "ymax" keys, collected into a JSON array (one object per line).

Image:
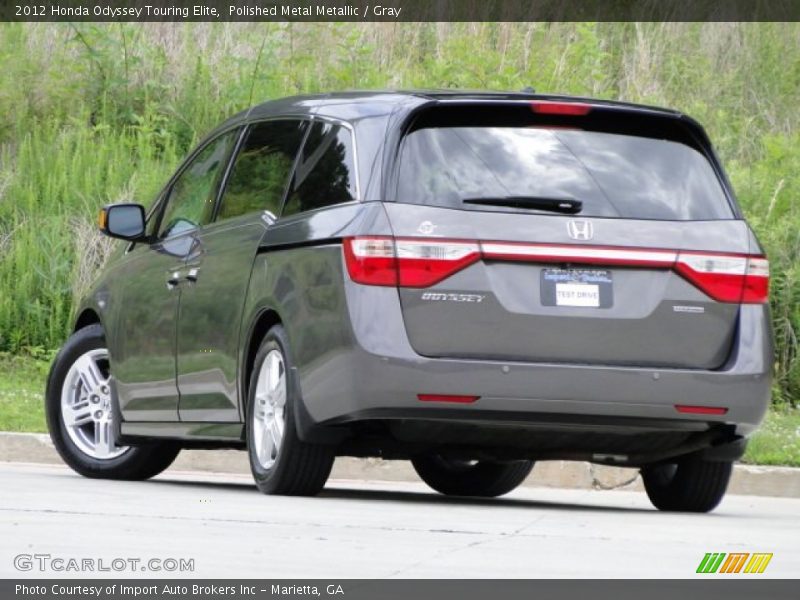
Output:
[{"xmin": 282, "ymin": 121, "xmax": 357, "ymax": 216}]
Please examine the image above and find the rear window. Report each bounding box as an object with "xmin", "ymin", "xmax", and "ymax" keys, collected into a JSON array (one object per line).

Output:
[{"xmin": 397, "ymin": 122, "xmax": 734, "ymax": 221}]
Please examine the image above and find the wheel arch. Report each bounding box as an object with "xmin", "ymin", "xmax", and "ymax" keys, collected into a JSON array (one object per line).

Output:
[
  {"xmin": 73, "ymin": 308, "xmax": 102, "ymax": 332},
  {"xmin": 239, "ymin": 306, "xmax": 344, "ymax": 445},
  {"xmin": 241, "ymin": 308, "xmax": 283, "ymax": 417}
]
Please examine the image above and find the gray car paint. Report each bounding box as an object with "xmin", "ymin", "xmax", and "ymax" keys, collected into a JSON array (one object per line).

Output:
[
  {"xmin": 110, "ymin": 234, "xmax": 190, "ymax": 421},
  {"xmin": 176, "ymin": 212, "xmax": 268, "ymax": 422},
  {"xmin": 386, "ymin": 204, "xmax": 747, "ymax": 368}
]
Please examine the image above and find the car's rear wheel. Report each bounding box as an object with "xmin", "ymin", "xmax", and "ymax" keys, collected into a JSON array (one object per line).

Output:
[
  {"xmin": 46, "ymin": 324, "xmax": 180, "ymax": 480},
  {"xmin": 411, "ymin": 454, "xmax": 534, "ymax": 497},
  {"xmin": 641, "ymin": 455, "xmax": 733, "ymax": 513},
  {"xmin": 246, "ymin": 325, "xmax": 335, "ymax": 496}
]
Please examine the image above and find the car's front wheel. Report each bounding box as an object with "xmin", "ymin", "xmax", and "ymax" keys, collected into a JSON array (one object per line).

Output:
[
  {"xmin": 641, "ymin": 455, "xmax": 733, "ymax": 512},
  {"xmin": 46, "ymin": 324, "xmax": 180, "ymax": 480},
  {"xmin": 246, "ymin": 325, "xmax": 335, "ymax": 496},
  {"xmin": 412, "ymin": 454, "xmax": 534, "ymax": 497}
]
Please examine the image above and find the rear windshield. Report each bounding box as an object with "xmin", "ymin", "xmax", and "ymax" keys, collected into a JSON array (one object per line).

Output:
[{"xmin": 397, "ymin": 125, "xmax": 734, "ymax": 221}]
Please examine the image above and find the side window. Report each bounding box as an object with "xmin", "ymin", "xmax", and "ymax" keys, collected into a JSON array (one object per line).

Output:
[
  {"xmin": 158, "ymin": 130, "xmax": 238, "ymax": 239},
  {"xmin": 282, "ymin": 121, "xmax": 357, "ymax": 217},
  {"xmin": 218, "ymin": 120, "xmax": 307, "ymax": 221}
]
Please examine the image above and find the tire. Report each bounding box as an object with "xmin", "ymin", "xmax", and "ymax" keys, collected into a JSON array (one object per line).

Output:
[
  {"xmin": 246, "ymin": 324, "xmax": 335, "ymax": 496},
  {"xmin": 46, "ymin": 324, "xmax": 180, "ymax": 480},
  {"xmin": 412, "ymin": 454, "xmax": 534, "ymax": 497},
  {"xmin": 641, "ymin": 455, "xmax": 733, "ymax": 513}
]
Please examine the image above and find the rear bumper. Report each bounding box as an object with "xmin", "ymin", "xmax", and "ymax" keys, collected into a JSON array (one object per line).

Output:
[{"xmin": 295, "ymin": 284, "xmax": 773, "ymax": 441}]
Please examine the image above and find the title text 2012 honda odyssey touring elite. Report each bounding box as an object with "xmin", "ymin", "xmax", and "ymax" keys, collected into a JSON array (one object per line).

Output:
[{"xmin": 46, "ymin": 91, "xmax": 773, "ymax": 512}]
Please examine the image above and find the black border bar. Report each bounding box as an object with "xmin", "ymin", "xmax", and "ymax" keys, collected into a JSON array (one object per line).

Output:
[
  {"xmin": 4, "ymin": 579, "xmax": 799, "ymax": 600},
  {"xmin": 2, "ymin": 1, "xmax": 800, "ymax": 22}
]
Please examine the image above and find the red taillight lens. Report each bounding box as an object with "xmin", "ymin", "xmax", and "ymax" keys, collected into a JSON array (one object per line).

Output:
[
  {"xmin": 530, "ymin": 101, "xmax": 592, "ymax": 116},
  {"xmin": 343, "ymin": 237, "xmax": 397, "ymax": 286},
  {"xmin": 742, "ymin": 257, "xmax": 770, "ymax": 303},
  {"xmin": 343, "ymin": 237, "xmax": 480, "ymax": 288},
  {"xmin": 675, "ymin": 253, "xmax": 769, "ymax": 304}
]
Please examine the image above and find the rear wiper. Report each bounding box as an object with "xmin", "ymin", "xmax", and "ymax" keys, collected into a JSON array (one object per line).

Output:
[{"xmin": 463, "ymin": 196, "xmax": 583, "ymax": 214}]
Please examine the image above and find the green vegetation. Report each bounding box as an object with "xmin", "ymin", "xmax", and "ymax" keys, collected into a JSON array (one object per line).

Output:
[
  {"xmin": 0, "ymin": 22, "xmax": 798, "ymax": 408},
  {"xmin": 743, "ymin": 408, "xmax": 800, "ymax": 467},
  {"xmin": 0, "ymin": 353, "xmax": 50, "ymax": 433}
]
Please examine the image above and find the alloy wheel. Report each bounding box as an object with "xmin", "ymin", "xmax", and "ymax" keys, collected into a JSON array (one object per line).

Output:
[
  {"xmin": 60, "ymin": 348, "xmax": 129, "ymax": 460},
  {"xmin": 252, "ymin": 349, "xmax": 287, "ymax": 470}
]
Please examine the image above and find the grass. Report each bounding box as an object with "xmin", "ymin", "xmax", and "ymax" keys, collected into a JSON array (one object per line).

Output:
[
  {"xmin": 0, "ymin": 354, "xmax": 49, "ymax": 433},
  {"xmin": 743, "ymin": 408, "xmax": 800, "ymax": 467},
  {"xmin": 1, "ymin": 355, "xmax": 798, "ymax": 466}
]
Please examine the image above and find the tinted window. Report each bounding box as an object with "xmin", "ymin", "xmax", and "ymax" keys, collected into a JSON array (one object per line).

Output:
[
  {"xmin": 283, "ymin": 122, "xmax": 356, "ymax": 216},
  {"xmin": 398, "ymin": 127, "xmax": 733, "ymax": 221},
  {"xmin": 218, "ymin": 120, "xmax": 308, "ymax": 221},
  {"xmin": 158, "ymin": 130, "xmax": 238, "ymax": 238}
]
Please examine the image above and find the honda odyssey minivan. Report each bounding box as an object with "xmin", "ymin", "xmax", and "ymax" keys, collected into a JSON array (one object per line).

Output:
[{"xmin": 46, "ymin": 91, "xmax": 773, "ymax": 512}]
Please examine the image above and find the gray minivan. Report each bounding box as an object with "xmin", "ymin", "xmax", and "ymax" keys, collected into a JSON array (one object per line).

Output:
[{"xmin": 46, "ymin": 91, "xmax": 773, "ymax": 512}]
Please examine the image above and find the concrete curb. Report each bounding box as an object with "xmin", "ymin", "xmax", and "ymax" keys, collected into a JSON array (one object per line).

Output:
[{"xmin": 3, "ymin": 431, "xmax": 799, "ymax": 498}]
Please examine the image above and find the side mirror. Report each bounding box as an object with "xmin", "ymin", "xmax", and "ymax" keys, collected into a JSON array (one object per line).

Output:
[{"xmin": 98, "ymin": 203, "xmax": 146, "ymax": 241}]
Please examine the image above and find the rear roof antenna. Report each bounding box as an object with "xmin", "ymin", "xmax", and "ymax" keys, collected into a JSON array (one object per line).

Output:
[{"xmin": 521, "ymin": 86, "xmax": 536, "ymax": 94}]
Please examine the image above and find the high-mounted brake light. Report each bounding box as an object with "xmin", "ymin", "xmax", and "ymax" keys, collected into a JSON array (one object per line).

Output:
[
  {"xmin": 530, "ymin": 101, "xmax": 592, "ymax": 116},
  {"xmin": 343, "ymin": 237, "xmax": 480, "ymax": 288}
]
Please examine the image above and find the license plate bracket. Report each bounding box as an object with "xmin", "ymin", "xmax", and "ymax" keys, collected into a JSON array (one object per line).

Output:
[{"xmin": 541, "ymin": 268, "xmax": 613, "ymax": 308}]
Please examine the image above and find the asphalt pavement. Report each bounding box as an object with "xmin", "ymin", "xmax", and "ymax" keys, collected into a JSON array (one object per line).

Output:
[{"xmin": 1, "ymin": 461, "xmax": 798, "ymax": 578}]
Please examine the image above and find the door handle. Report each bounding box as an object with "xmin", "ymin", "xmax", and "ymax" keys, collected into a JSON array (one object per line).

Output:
[
  {"xmin": 185, "ymin": 268, "xmax": 199, "ymax": 283},
  {"xmin": 166, "ymin": 271, "xmax": 182, "ymax": 289}
]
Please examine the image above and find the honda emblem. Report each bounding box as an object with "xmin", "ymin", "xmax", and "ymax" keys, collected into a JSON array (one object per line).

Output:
[{"xmin": 567, "ymin": 220, "xmax": 593, "ymax": 241}]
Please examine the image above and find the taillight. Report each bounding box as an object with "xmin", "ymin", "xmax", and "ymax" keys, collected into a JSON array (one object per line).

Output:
[
  {"xmin": 395, "ymin": 238, "xmax": 480, "ymax": 287},
  {"xmin": 343, "ymin": 237, "xmax": 480, "ymax": 288},
  {"xmin": 344, "ymin": 237, "xmax": 769, "ymax": 303},
  {"xmin": 675, "ymin": 253, "xmax": 769, "ymax": 304},
  {"xmin": 742, "ymin": 257, "xmax": 770, "ymax": 303},
  {"xmin": 342, "ymin": 237, "xmax": 398, "ymax": 286}
]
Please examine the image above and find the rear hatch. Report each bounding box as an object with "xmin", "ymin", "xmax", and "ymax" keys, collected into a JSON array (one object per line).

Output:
[{"xmin": 348, "ymin": 100, "xmax": 767, "ymax": 369}]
